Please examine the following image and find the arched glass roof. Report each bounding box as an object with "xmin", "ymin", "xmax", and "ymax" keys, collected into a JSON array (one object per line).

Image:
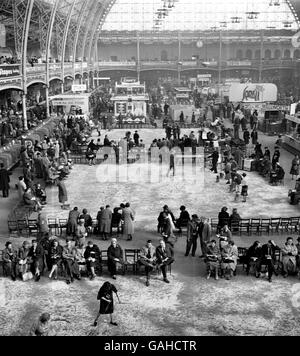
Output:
[{"xmin": 101, "ymin": 0, "xmax": 300, "ymax": 32}]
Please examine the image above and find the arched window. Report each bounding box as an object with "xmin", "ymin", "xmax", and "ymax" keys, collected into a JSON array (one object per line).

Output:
[
  {"xmin": 274, "ymin": 49, "xmax": 281, "ymax": 59},
  {"xmin": 236, "ymin": 49, "xmax": 243, "ymax": 59},
  {"xmin": 265, "ymin": 49, "xmax": 272, "ymax": 59},
  {"xmin": 161, "ymin": 50, "xmax": 168, "ymax": 61},
  {"xmin": 255, "ymin": 49, "xmax": 261, "ymax": 59},
  {"xmin": 294, "ymin": 49, "xmax": 300, "ymax": 59},
  {"xmin": 245, "ymin": 49, "xmax": 252, "ymax": 60},
  {"xmin": 284, "ymin": 49, "xmax": 291, "ymax": 59}
]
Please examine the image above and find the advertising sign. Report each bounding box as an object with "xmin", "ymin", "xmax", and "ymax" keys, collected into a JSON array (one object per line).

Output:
[
  {"xmin": 72, "ymin": 84, "xmax": 87, "ymax": 92},
  {"xmin": 0, "ymin": 65, "xmax": 21, "ymax": 78},
  {"xmin": 229, "ymin": 83, "xmax": 277, "ymax": 103}
]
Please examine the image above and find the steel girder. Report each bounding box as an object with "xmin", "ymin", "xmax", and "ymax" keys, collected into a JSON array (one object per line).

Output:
[
  {"xmin": 88, "ymin": 0, "xmax": 117, "ymax": 64},
  {"xmin": 78, "ymin": 1, "xmax": 102, "ymax": 63}
]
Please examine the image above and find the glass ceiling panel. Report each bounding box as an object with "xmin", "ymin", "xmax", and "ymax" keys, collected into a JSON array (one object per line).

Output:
[{"xmin": 101, "ymin": 0, "xmax": 300, "ymax": 32}]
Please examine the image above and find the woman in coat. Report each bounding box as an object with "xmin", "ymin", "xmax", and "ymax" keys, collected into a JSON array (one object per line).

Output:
[
  {"xmin": 56, "ymin": 177, "xmax": 68, "ymax": 206},
  {"xmin": 220, "ymin": 240, "xmax": 238, "ymax": 280},
  {"xmin": 99, "ymin": 205, "xmax": 112, "ymax": 240},
  {"xmin": 93, "ymin": 281, "xmax": 119, "ymax": 327},
  {"xmin": 282, "ymin": 237, "xmax": 298, "ymax": 277},
  {"xmin": 48, "ymin": 240, "xmax": 63, "ymax": 280},
  {"xmin": 122, "ymin": 202, "xmax": 135, "ymax": 241},
  {"xmin": 67, "ymin": 207, "xmax": 80, "ymax": 236},
  {"xmin": 290, "ymin": 155, "xmax": 300, "ymax": 180}
]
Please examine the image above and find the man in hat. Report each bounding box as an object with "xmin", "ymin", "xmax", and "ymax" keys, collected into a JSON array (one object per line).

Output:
[{"xmin": 185, "ymin": 214, "xmax": 200, "ymax": 257}]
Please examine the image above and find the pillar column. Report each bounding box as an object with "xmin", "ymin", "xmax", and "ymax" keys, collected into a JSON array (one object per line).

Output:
[
  {"xmin": 22, "ymin": 93, "xmax": 28, "ymax": 131},
  {"xmin": 137, "ymin": 33, "xmax": 140, "ymax": 82},
  {"xmin": 45, "ymin": 85, "xmax": 50, "ymax": 118}
]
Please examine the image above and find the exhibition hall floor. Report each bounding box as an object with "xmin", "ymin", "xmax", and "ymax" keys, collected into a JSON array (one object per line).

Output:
[{"xmin": 1, "ymin": 129, "xmax": 300, "ymax": 336}]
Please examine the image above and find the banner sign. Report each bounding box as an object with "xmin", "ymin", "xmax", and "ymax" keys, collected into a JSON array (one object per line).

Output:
[
  {"xmin": 0, "ymin": 65, "xmax": 21, "ymax": 78},
  {"xmin": 229, "ymin": 83, "xmax": 277, "ymax": 103},
  {"xmin": 72, "ymin": 84, "xmax": 87, "ymax": 92},
  {"xmin": 226, "ymin": 60, "xmax": 252, "ymax": 67}
]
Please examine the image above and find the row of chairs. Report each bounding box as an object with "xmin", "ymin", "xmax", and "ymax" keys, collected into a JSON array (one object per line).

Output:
[
  {"xmin": 210, "ymin": 217, "xmax": 300, "ymax": 235},
  {"xmin": 0, "ymin": 248, "xmax": 170, "ymax": 277}
]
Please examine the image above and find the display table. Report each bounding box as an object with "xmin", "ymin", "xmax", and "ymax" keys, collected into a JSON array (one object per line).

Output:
[{"xmin": 243, "ymin": 158, "xmax": 255, "ymax": 172}]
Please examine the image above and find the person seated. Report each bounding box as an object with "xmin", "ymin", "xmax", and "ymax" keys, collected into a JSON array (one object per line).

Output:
[
  {"xmin": 2, "ymin": 241, "xmax": 17, "ymax": 281},
  {"xmin": 111, "ymin": 207, "xmax": 122, "ymax": 235},
  {"xmin": 34, "ymin": 183, "xmax": 47, "ymax": 204},
  {"xmin": 28, "ymin": 240, "xmax": 44, "ymax": 282},
  {"xmin": 156, "ymin": 239, "xmax": 174, "ymax": 284},
  {"xmin": 260, "ymin": 156, "xmax": 272, "ymax": 177},
  {"xmin": 245, "ymin": 241, "xmax": 262, "ymax": 276},
  {"xmin": 79, "ymin": 208, "xmax": 93, "ymax": 233},
  {"xmin": 270, "ymin": 163, "xmax": 285, "ymax": 185},
  {"xmin": 176, "ymin": 205, "xmax": 190, "ymax": 232},
  {"xmin": 48, "ymin": 239, "xmax": 63, "ymax": 280},
  {"xmin": 229, "ymin": 208, "xmax": 241, "ymax": 232},
  {"xmin": 62, "ymin": 240, "xmax": 81, "ymax": 284},
  {"xmin": 281, "ymin": 237, "xmax": 298, "ymax": 278},
  {"xmin": 220, "ymin": 225, "xmax": 232, "ymax": 241},
  {"xmin": 86, "ymin": 147, "xmax": 96, "ymax": 166},
  {"xmin": 138, "ymin": 240, "xmax": 157, "ymax": 286},
  {"xmin": 23, "ymin": 187, "xmax": 42, "ymax": 212},
  {"xmin": 17, "ymin": 241, "xmax": 32, "ymax": 280},
  {"xmin": 107, "ymin": 238, "xmax": 124, "ymax": 280},
  {"xmin": 256, "ymin": 240, "xmax": 280, "ymax": 283},
  {"xmin": 220, "ymin": 239, "xmax": 238, "ymax": 280},
  {"xmin": 205, "ymin": 240, "xmax": 221, "ymax": 280},
  {"xmin": 84, "ymin": 241, "xmax": 101, "ymax": 280}
]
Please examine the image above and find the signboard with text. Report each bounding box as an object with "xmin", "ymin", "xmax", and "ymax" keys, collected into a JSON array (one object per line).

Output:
[
  {"xmin": 72, "ymin": 84, "xmax": 87, "ymax": 92},
  {"xmin": 0, "ymin": 65, "xmax": 21, "ymax": 78},
  {"xmin": 229, "ymin": 83, "xmax": 278, "ymax": 103}
]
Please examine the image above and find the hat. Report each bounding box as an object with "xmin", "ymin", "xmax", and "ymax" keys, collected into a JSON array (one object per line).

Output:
[{"xmin": 192, "ymin": 214, "xmax": 199, "ymax": 220}]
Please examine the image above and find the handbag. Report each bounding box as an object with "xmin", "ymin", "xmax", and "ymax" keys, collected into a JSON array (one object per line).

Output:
[{"xmin": 22, "ymin": 271, "xmax": 33, "ymax": 281}]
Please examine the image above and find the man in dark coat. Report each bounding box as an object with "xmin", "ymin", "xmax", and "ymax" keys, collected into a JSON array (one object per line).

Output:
[
  {"xmin": 0, "ymin": 163, "xmax": 10, "ymax": 197},
  {"xmin": 256, "ymin": 240, "xmax": 280, "ymax": 282},
  {"xmin": 133, "ymin": 131, "xmax": 139, "ymax": 146},
  {"xmin": 209, "ymin": 148, "xmax": 219, "ymax": 174},
  {"xmin": 156, "ymin": 239, "xmax": 174, "ymax": 283},
  {"xmin": 84, "ymin": 241, "xmax": 101, "ymax": 280},
  {"xmin": 56, "ymin": 177, "xmax": 68, "ymax": 206},
  {"xmin": 243, "ymin": 129, "xmax": 250, "ymax": 145},
  {"xmin": 107, "ymin": 238, "xmax": 124, "ymax": 279}
]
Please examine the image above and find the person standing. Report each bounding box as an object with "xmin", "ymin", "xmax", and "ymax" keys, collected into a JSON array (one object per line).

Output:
[
  {"xmin": 17, "ymin": 176, "xmax": 27, "ymax": 201},
  {"xmin": 199, "ymin": 217, "xmax": 211, "ymax": 257},
  {"xmin": 93, "ymin": 281, "xmax": 119, "ymax": 327},
  {"xmin": 290, "ymin": 155, "xmax": 300, "ymax": 180},
  {"xmin": 209, "ymin": 148, "xmax": 219, "ymax": 174},
  {"xmin": 185, "ymin": 215, "xmax": 199, "ymax": 257},
  {"xmin": 133, "ymin": 131, "xmax": 139, "ymax": 146},
  {"xmin": 0, "ymin": 163, "xmax": 10, "ymax": 197},
  {"xmin": 56, "ymin": 177, "xmax": 68, "ymax": 208},
  {"xmin": 122, "ymin": 202, "xmax": 135, "ymax": 241},
  {"xmin": 99, "ymin": 205, "xmax": 112, "ymax": 240},
  {"xmin": 67, "ymin": 207, "xmax": 80, "ymax": 237},
  {"xmin": 251, "ymin": 129, "xmax": 258, "ymax": 145},
  {"xmin": 233, "ymin": 112, "xmax": 240, "ymax": 139},
  {"xmin": 139, "ymin": 240, "xmax": 157, "ymax": 286},
  {"xmin": 243, "ymin": 128, "xmax": 250, "ymax": 145}
]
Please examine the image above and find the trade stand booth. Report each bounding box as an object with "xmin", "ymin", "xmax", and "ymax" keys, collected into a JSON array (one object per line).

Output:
[
  {"xmin": 50, "ymin": 93, "xmax": 90, "ymax": 117},
  {"xmin": 282, "ymin": 114, "xmax": 300, "ymax": 154},
  {"xmin": 111, "ymin": 78, "xmax": 149, "ymax": 127}
]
